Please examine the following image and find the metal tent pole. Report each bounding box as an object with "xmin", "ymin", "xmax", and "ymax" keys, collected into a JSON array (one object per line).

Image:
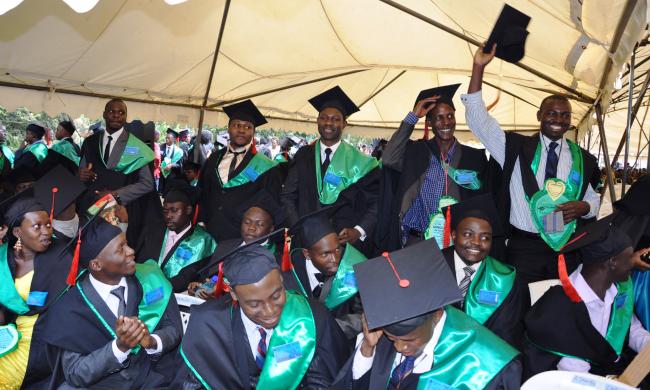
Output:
[{"xmin": 595, "ymin": 104, "xmax": 618, "ymax": 205}]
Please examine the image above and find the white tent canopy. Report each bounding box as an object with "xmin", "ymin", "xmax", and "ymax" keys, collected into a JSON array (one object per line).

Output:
[{"xmin": 0, "ymin": 0, "xmax": 647, "ymax": 145}]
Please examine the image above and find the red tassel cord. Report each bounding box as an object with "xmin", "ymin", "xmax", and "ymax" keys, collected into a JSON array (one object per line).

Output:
[
  {"xmin": 421, "ymin": 121, "xmax": 430, "ymax": 141},
  {"xmin": 443, "ymin": 206, "xmax": 452, "ymax": 248},
  {"xmin": 213, "ymin": 262, "xmax": 226, "ymax": 298},
  {"xmin": 281, "ymin": 229, "xmax": 293, "ymax": 272},
  {"xmin": 49, "ymin": 187, "xmax": 58, "ymax": 224},
  {"xmin": 557, "ymin": 232, "xmax": 588, "ymax": 303},
  {"xmin": 66, "ymin": 230, "xmax": 82, "ymax": 286}
]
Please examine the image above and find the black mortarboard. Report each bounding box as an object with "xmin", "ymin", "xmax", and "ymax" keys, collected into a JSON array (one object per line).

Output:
[
  {"xmin": 561, "ymin": 215, "xmax": 633, "ymax": 265},
  {"xmin": 222, "ymin": 244, "xmax": 279, "ymax": 288},
  {"xmin": 223, "ymin": 100, "xmax": 267, "ymax": 128},
  {"xmin": 483, "ymin": 4, "xmax": 531, "ymax": 63},
  {"xmin": 4, "ymin": 194, "xmax": 44, "ymax": 228},
  {"xmin": 289, "ymin": 207, "xmax": 337, "ymax": 248},
  {"xmin": 33, "ymin": 165, "xmax": 85, "ymax": 220},
  {"xmin": 26, "ymin": 123, "xmax": 45, "ymax": 138},
  {"xmin": 241, "ymin": 189, "xmax": 286, "ymax": 227},
  {"xmin": 58, "ymin": 120, "xmax": 76, "ymax": 135},
  {"xmin": 79, "ymin": 217, "xmax": 123, "ymax": 267},
  {"xmin": 166, "ymin": 128, "xmax": 180, "ymax": 138},
  {"xmin": 414, "ymin": 84, "xmax": 461, "ymax": 111},
  {"xmin": 443, "ymin": 193, "xmax": 504, "ymax": 237},
  {"xmin": 308, "ymin": 86, "xmax": 360, "ymax": 118},
  {"xmin": 179, "ymin": 129, "xmax": 190, "ymax": 138},
  {"xmin": 354, "ymin": 238, "xmax": 462, "ymax": 331},
  {"xmin": 163, "ymin": 180, "xmax": 198, "ymax": 206},
  {"xmin": 8, "ymin": 166, "xmax": 36, "ymax": 186}
]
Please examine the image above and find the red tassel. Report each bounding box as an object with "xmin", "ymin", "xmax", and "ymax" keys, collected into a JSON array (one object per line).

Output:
[
  {"xmin": 281, "ymin": 229, "xmax": 293, "ymax": 272},
  {"xmin": 213, "ymin": 263, "xmax": 226, "ymax": 298},
  {"xmin": 44, "ymin": 126, "xmax": 52, "ymax": 146},
  {"xmin": 421, "ymin": 121, "xmax": 430, "ymax": 140},
  {"xmin": 250, "ymin": 138, "xmax": 257, "ymax": 155},
  {"xmin": 66, "ymin": 230, "xmax": 82, "ymax": 286},
  {"xmin": 49, "ymin": 187, "xmax": 58, "ymax": 224},
  {"xmin": 443, "ymin": 206, "xmax": 452, "ymax": 248},
  {"xmin": 192, "ymin": 205, "xmax": 199, "ymax": 226},
  {"xmin": 558, "ymin": 253, "xmax": 581, "ymax": 302}
]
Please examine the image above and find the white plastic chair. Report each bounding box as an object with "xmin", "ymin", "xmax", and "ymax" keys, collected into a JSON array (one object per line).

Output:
[
  {"xmin": 174, "ymin": 293, "xmax": 205, "ymax": 333},
  {"xmin": 528, "ymin": 279, "xmax": 560, "ymax": 305},
  {"xmin": 522, "ymin": 370, "xmax": 636, "ymax": 390}
]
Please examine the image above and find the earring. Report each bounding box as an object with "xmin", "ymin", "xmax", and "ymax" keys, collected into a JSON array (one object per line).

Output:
[{"xmin": 13, "ymin": 237, "xmax": 22, "ymax": 251}]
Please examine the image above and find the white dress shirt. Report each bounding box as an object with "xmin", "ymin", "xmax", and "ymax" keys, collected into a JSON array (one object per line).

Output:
[
  {"xmin": 88, "ymin": 274, "xmax": 162, "ymax": 363},
  {"xmin": 319, "ymin": 140, "xmax": 367, "ymax": 241},
  {"xmin": 453, "ymin": 251, "xmax": 480, "ymax": 286},
  {"xmin": 352, "ymin": 311, "xmax": 447, "ymax": 379},
  {"xmin": 461, "ymin": 91, "xmax": 599, "ymax": 233},
  {"xmin": 218, "ymin": 142, "xmax": 251, "ymax": 184},
  {"xmin": 304, "ymin": 258, "xmax": 323, "ymax": 292},
  {"xmin": 240, "ymin": 308, "xmax": 274, "ymax": 359},
  {"xmin": 101, "ymin": 128, "xmax": 124, "ymax": 162},
  {"xmin": 52, "ymin": 214, "xmax": 79, "ymax": 239},
  {"xmin": 557, "ymin": 266, "xmax": 650, "ymax": 372},
  {"xmin": 163, "ymin": 223, "xmax": 192, "ymax": 258}
]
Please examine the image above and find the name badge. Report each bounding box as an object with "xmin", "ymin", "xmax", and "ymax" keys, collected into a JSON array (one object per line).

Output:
[
  {"xmin": 272, "ymin": 341, "xmax": 302, "ymax": 363},
  {"xmin": 615, "ymin": 293, "xmax": 627, "ymax": 309},
  {"xmin": 477, "ymin": 289, "xmax": 500, "ymax": 306},
  {"xmin": 454, "ymin": 170, "xmax": 477, "ymax": 185},
  {"xmin": 176, "ymin": 246, "xmax": 193, "ymax": 262},
  {"xmin": 423, "ymin": 377, "xmax": 456, "ymax": 390},
  {"xmin": 26, "ymin": 291, "xmax": 48, "ymax": 307},
  {"xmin": 342, "ymin": 271, "xmax": 357, "ymax": 288},
  {"xmin": 570, "ymin": 170, "xmax": 581, "ymax": 185},
  {"xmin": 570, "ymin": 375, "xmax": 597, "ymax": 387},
  {"xmin": 145, "ymin": 287, "xmax": 164, "ymax": 305},
  {"xmin": 243, "ymin": 167, "xmax": 260, "ymax": 182},
  {"xmin": 542, "ymin": 211, "xmax": 564, "ymax": 234},
  {"xmin": 124, "ymin": 146, "xmax": 140, "ymax": 155},
  {"xmin": 323, "ymin": 172, "xmax": 342, "ymax": 186}
]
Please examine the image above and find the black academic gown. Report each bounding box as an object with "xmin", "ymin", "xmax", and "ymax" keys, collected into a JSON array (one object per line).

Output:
[
  {"xmin": 134, "ymin": 223, "xmax": 212, "ymax": 293},
  {"xmin": 281, "ymin": 144, "xmax": 380, "ymax": 255},
  {"xmin": 78, "ymin": 131, "xmax": 163, "ymax": 246},
  {"xmin": 523, "ymin": 285, "xmax": 637, "ymax": 379},
  {"xmin": 283, "ymin": 249, "xmax": 363, "ymax": 343},
  {"xmin": 1, "ymin": 239, "xmax": 72, "ymax": 389},
  {"xmin": 36, "ymin": 138, "xmax": 80, "ymax": 177},
  {"xmin": 442, "ymin": 247, "xmax": 530, "ymax": 350},
  {"xmin": 198, "ymin": 148, "xmax": 282, "ymax": 241},
  {"xmin": 43, "ymin": 272, "xmax": 183, "ymax": 389},
  {"xmin": 171, "ymin": 294, "xmax": 349, "ymax": 389},
  {"xmin": 332, "ymin": 333, "xmax": 522, "ymax": 390},
  {"xmin": 159, "ymin": 143, "xmax": 184, "ymax": 192},
  {"xmin": 375, "ymin": 134, "xmax": 488, "ymax": 251}
]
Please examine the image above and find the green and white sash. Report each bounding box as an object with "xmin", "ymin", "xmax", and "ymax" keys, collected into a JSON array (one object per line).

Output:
[
  {"xmin": 100, "ymin": 133, "xmax": 155, "ymax": 174},
  {"xmin": 161, "ymin": 145, "xmax": 184, "ymax": 178},
  {"xmin": 463, "ymin": 257, "xmax": 516, "ymax": 325},
  {"xmin": 158, "ymin": 226, "xmax": 217, "ymax": 280},
  {"xmin": 218, "ymin": 152, "xmax": 278, "ymax": 189},
  {"xmin": 51, "ymin": 139, "xmax": 80, "ymax": 166},
  {"xmin": 25, "ymin": 141, "xmax": 48, "ymax": 162}
]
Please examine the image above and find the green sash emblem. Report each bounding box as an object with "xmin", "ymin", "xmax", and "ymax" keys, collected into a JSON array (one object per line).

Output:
[
  {"xmin": 161, "ymin": 145, "xmax": 184, "ymax": 178},
  {"xmin": 0, "ymin": 323, "xmax": 21, "ymax": 358},
  {"xmin": 417, "ymin": 307, "xmax": 518, "ymax": 390},
  {"xmin": 25, "ymin": 141, "xmax": 48, "ymax": 162},
  {"xmin": 100, "ymin": 133, "xmax": 154, "ymax": 175},
  {"xmin": 445, "ymin": 164, "xmax": 481, "ymax": 191},
  {"xmin": 424, "ymin": 195, "xmax": 458, "ymax": 248},
  {"xmin": 324, "ymin": 244, "xmax": 366, "ymax": 309},
  {"xmin": 51, "ymin": 139, "xmax": 80, "ymax": 166},
  {"xmin": 528, "ymin": 140, "xmax": 583, "ymax": 251},
  {"xmin": 218, "ymin": 153, "xmax": 278, "ymax": 189},
  {"xmin": 463, "ymin": 257, "xmax": 516, "ymax": 325},
  {"xmin": 0, "ymin": 244, "xmax": 30, "ymax": 315},
  {"xmin": 315, "ymin": 141, "xmax": 379, "ymax": 205},
  {"xmin": 0, "ymin": 144, "xmax": 15, "ymax": 169},
  {"xmin": 158, "ymin": 226, "xmax": 217, "ymax": 279},
  {"xmin": 76, "ymin": 260, "xmax": 172, "ymax": 354},
  {"xmin": 256, "ymin": 291, "xmax": 316, "ymax": 390},
  {"xmin": 605, "ymin": 277, "xmax": 635, "ymax": 355}
]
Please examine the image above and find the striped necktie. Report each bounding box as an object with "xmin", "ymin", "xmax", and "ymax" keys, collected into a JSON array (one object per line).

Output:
[
  {"xmin": 255, "ymin": 327, "xmax": 267, "ymax": 370},
  {"xmin": 390, "ymin": 356, "xmax": 416, "ymax": 385},
  {"xmin": 459, "ymin": 266, "xmax": 475, "ymax": 304}
]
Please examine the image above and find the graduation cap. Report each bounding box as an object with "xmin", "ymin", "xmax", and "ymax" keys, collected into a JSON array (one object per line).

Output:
[
  {"xmin": 58, "ymin": 120, "xmax": 76, "ymax": 135},
  {"xmin": 222, "ymin": 243, "xmax": 279, "ymax": 288},
  {"xmin": 26, "ymin": 123, "xmax": 46, "ymax": 138},
  {"xmin": 414, "ymin": 83, "xmax": 460, "ymax": 140},
  {"xmin": 166, "ymin": 128, "xmax": 180, "ymax": 138},
  {"xmin": 557, "ymin": 215, "xmax": 633, "ymax": 302},
  {"xmin": 33, "ymin": 165, "xmax": 85, "ymax": 222},
  {"xmin": 442, "ymin": 193, "xmax": 504, "ymax": 237},
  {"xmin": 163, "ymin": 180, "xmax": 199, "ymax": 206},
  {"xmin": 308, "ymin": 86, "xmax": 360, "ymax": 118},
  {"xmin": 8, "ymin": 166, "xmax": 36, "ymax": 187},
  {"xmin": 3, "ymin": 192, "xmax": 45, "ymax": 228},
  {"xmin": 354, "ymin": 238, "xmax": 462, "ymax": 332},
  {"xmin": 179, "ymin": 129, "xmax": 190, "ymax": 138},
  {"xmin": 223, "ymin": 99, "xmax": 267, "ymax": 128},
  {"xmin": 483, "ymin": 4, "xmax": 531, "ymax": 63},
  {"xmin": 288, "ymin": 206, "xmax": 337, "ymax": 249},
  {"xmin": 240, "ymin": 189, "xmax": 286, "ymax": 227}
]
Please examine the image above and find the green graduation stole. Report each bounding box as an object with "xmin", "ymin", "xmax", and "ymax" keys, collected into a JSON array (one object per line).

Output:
[
  {"xmin": 218, "ymin": 152, "xmax": 278, "ymax": 189},
  {"xmin": 0, "ymin": 244, "xmax": 30, "ymax": 315},
  {"xmin": 605, "ymin": 277, "xmax": 635, "ymax": 355},
  {"xmin": 274, "ymin": 153, "xmax": 288, "ymax": 163},
  {"xmin": 463, "ymin": 257, "xmax": 516, "ymax": 325},
  {"xmin": 315, "ymin": 141, "xmax": 379, "ymax": 205},
  {"xmin": 160, "ymin": 145, "xmax": 184, "ymax": 178},
  {"xmin": 0, "ymin": 144, "xmax": 15, "ymax": 169},
  {"xmin": 76, "ymin": 260, "xmax": 172, "ymax": 354},
  {"xmin": 528, "ymin": 140, "xmax": 583, "ymax": 251},
  {"xmin": 424, "ymin": 196, "xmax": 458, "ymax": 249},
  {"xmin": 323, "ymin": 243, "xmax": 366, "ymax": 309},
  {"xmin": 158, "ymin": 226, "xmax": 217, "ymax": 279},
  {"xmin": 51, "ymin": 139, "xmax": 80, "ymax": 166},
  {"xmin": 417, "ymin": 306, "xmax": 518, "ymax": 390},
  {"xmin": 190, "ymin": 178, "xmax": 198, "ymax": 187},
  {"xmin": 100, "ymin": 133, "xmax": 155, "ymax": 175},
  {"xmin": 25, "ymin": 141, "xmax": 48, "ymax": 162},
  {"xmin": 256, "ymin": 290, "xmax": 317, "ymax": 390}
]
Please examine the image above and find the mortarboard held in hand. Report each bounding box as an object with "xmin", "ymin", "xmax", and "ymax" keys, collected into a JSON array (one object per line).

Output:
[{"xmin": 483, "ymin": 4, "xmax": 531, "ymax": 63}]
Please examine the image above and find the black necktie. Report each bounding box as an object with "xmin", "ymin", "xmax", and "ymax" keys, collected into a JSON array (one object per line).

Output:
[
  {"xmin": 228, "ymin": 150, "xmax": 246, "ymax": 180},
  {"xmin": 110, "ymin": 286, "xmax": 126, "ymax": 317},
  {"xmin": 545, "ymin": 141, "xmax": 559, "ymax": 180},
  {"xmin": 104, "ymin": 135, "xmax": 113, "ymax": 164},
  {"xmin": 321, "ymin": 148, "xmax": 332, "ymax": 179},
  {"xmin": 312, "ymin": 272, "xmax": 325, "ymax": 298}
]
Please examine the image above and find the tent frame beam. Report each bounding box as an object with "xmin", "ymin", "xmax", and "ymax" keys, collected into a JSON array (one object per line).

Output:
[
  {"xmin": 358, "ymin": 70, "xmax": 406, "ymax": 108},
  {"xmin": 595, "ymin": 103, "xmax": 618, "ymax": 205},
  {"xmin": 377, "ymin": 0, "xmax": 595, "ymax": 103}
]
